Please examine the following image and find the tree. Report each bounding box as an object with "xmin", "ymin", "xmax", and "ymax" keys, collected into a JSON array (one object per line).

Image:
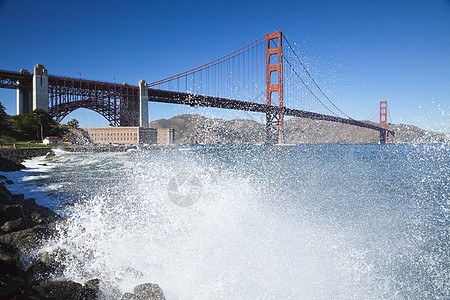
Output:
[
  {"xmin": 0, "ymin": 102, "xmax": 10, "ymax": 135},
  {"xmin": 33, "ymin": 111, "xmax": 44, "ymax": 140},
  {"xmin": 12, "ymin": 109, "xmax": 58, "ymax": 141},
  {"xmin": 32, "ymin": 109, "xmax": 59, "ymax": 140},
  {"xmin": 12, "ymin": 112, "xmax": 35, "ymax": 140},
  {"xmin": 67, "ymin": 119, "xmax": 80, "ymax": 129}
]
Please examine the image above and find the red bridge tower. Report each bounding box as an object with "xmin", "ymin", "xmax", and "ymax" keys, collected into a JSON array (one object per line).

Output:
[
  {"xmin": 266, "ymin": 30, "xmax": 284, "ymax": 144},
  {"xmin": 379, "ymin": 100, "xmax": 388, "ymax": 143}
]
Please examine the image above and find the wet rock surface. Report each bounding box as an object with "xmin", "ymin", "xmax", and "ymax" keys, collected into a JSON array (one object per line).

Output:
[
  {"xmin": 118, "ymin": 283, "xmax": 166, "ymax": 300},
  {"xmin": 29, "ymin": 280, "xmax": 83, "ymax": 300},
  {"xmin": 81, "ymin": 279, "xmax": 100, "ymax": 300},
  {"xmin": 133, "ymin": 283, "xmax": 166, "ymax": 300},
  {"xmin": 0, "ymin": 180, "xmax": 67, "ymax": 299},
  {"xmin": 0, "ymin": 156, "xmax": 24, "ymax": 172},
  {"xmin": 121, "ymin": 292, "xmax": 141, "ymax": 300}
]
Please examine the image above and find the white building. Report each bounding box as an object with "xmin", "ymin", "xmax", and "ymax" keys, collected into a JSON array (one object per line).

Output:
[{"xmin": 43, "ymin": 136, "xmax": 60, "ymax": 145}]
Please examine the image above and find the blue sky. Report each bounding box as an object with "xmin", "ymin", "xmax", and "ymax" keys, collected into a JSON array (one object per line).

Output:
[{"xmin": 0, "ymin": 0, "xmax": 449, "ymax": 132}]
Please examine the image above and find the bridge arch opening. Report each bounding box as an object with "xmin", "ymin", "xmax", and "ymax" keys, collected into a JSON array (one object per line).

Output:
[
  {"xmin": 60, "ymin": 108, "xmax": 111, "ymax": 127},
  {"xmin": 49, "ymin": 98, "xmax": 120, "ymax": 127}
]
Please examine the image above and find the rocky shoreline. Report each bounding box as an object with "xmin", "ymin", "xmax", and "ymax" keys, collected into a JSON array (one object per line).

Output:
[
  {"xmin": 0, "ymin": 148, "xmax": 54, "ymax": 172},
  {"xmin": 0, "ymin": 149, "xmax": 166, "ymax": 299},
  {"xmin": 65, "ymin": 144, "xmax": 177, "ymax": 153}
]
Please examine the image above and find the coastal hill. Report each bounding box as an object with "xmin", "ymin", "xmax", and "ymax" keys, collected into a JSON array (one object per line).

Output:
[{"xmin": 150, "ymin": 114, "xmax": 449, "ymax": 144}]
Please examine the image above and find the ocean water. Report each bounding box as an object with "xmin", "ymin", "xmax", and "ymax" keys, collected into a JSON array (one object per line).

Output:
[{"xmin": 2, "ymin": 144, "xmax": 448, "ymax": 299}]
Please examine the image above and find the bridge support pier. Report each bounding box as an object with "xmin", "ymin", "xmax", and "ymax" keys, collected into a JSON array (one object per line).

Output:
[
  {"xmin": 32, "ymin": 64, "xmax": 48, "ymax": 112},
  {"xmin": 379, "ymin": 130, "xmax": 387, "ymax": 144},
  {"xmin": 16, "ymin": 69, "xmax": 32, "ymax": 115},
  {"xmin": 139, "ymin": 80, "xmax": 149, "ymax": 127},
  {"xmin": 16, "ymin": 88, "xmax": 32, "ymax": 114},
  {"xmin": 266, "ymin": 111, "xmax": 283, "ymax": 145}
]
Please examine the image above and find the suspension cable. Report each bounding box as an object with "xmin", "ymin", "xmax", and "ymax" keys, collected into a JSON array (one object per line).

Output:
[
  {"xmin": 283, "ymin": 56, "xmax": 339, "ymax": 117},
  {"xmin": 361, "ymin": 105, "xmax": 379, "ymax": 121},
  {"xmin": 149, "ymin": 35, "xmax": 266, "ymax": 87},
  {"xmin": 283, "ymin": 35, "xmax": 353, "ymax": 119}
]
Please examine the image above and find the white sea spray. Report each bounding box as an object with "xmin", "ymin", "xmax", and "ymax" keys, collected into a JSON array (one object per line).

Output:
[{"xmin": 9, "ymin": 144, "xmax": 448, "ymax": 299}]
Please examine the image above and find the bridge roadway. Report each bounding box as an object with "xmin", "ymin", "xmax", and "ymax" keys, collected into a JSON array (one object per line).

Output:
[
  {"xmin": 0, "ymin": 69, "xmax": 394, "ymax": 137},
  {"xmin": 147, "ymin": 88, "xmax": 393, "ymax": 135},
  {"xmin": 0, "ymin": 69, "xmax": 33, "ymax": 89}
]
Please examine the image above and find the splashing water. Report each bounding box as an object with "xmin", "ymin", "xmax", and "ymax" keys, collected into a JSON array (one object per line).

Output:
[{"xmin": 15, "ymin": 144, "xmax": 449, "ymax": 299}]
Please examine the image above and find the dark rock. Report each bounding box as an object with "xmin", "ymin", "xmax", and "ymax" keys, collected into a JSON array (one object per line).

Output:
[
  {"xmin": 5, "ymin": 180, "xmax": 14, "ymax": 185},
  {"xmin": 45, "ymin": 248, "xmax": 68, "ymax": 265},
  {"xmin": 0, "ymin": 241, "xmax": 19, "ymax": 263},
  {"xmin": 0, "ymin": 238, "xmax": 25, "ymax": 298},
  {"xmin": 81, "ymin": 279, "xmax": 100, "ymax": 300},
  {"xmin": 29, "ymin": 280, "xmax": 83, "ymax": 300},
  {"xmin": 23, "ymin": 198, "xmax": 38, "ymax": 206},
  {"xmin": 38, "ymin": 163, "xmax": 48, "ymax": 166},
  {"xmin": 121, "ymin": 292, "xmax": 140, "ymax": 300},
  {"xmin": 0, "ymin": 205, "xmax": 24, "ymax": 227},
  {"xmin": 0, "ymin": 274, "xmax": 26, "ymax": 299},
  {"xmin": 134, "ymin": 283, "xmax": 166, "ymax": 300},
  {"xmin": 0, "ymin": 225, "xmax": 53, "ymax": 252},
  {"xmin": 41, "ymin": 249, "xmax": 69, "ymax": 269},
  {"xmin": 1, "ymin": 218, "xmax": 29, "ymax": 233},
  {"xmin": 0, "ymin": 242, "xmax": 21, "ymax": 276},
  {"xmin": 26, "ymin": 248, "xmax": 70, "ymax": 284},
  {"xmin": 83, "ymin": 279, "xmax": 99, "ymax": 291},
  {"xmin": 39, "ymin": 251, "xmax": 53, "ymax": 266},
  {"xmin": 0, "ymin": 169, "xmax": 89, "ymax": 300},
  {"xmin": 0, "ymin": 148, "xmax": 53, "ymax": 165},
  {"xmin": 0, "ymin": 191, "xmax": 59, "ymax": 232},
  {"xmin": 101, "ymin": 281, "xmax": 122, "ymax": 299},
  {"xmin": 25, "ymin": 260, "xmax": 53, "ymax": 283},
  {"xmin": 0, "ymin": 156, "xmax": 24, "ymax": 172},
  {"xmin": 22, "ymin": 204, "xmax": 59, "ymax": 225},
  {"xmin": 0, "ymin": 183, "xmax": 13, "ymax": 203},
  {"xmin": 47, "ymin": 248, "xmax": 70, "ymax": 265},
  {"xmin": 11, "ymin": 194, "xmax": 25, "ymax": 205},
  {"xmin": 25, "ymin": 250, "xmax": 66, "ymax": 283},
  {"xmin": 0, "ymin": 148, "xmax": 54, "ymax": 172},
  {"xmin": 39, "ymin": 252, "xmax": 52, "ymax": 267},
  {"xmin": 0, "ymin": 175, "xmax": 7, "ymax": 180},
  {"xmin": 45, "ymin": 152, "xmax": 55, "ymax": 158}
]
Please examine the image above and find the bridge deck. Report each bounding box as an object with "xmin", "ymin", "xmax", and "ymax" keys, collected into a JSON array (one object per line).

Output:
[
  {"xmin": 148, "ymin": 88, "xmax": 394, "ymax": 134},
  {"xmin": 0, "ymin": 70, "xmax": 393, "ymax": 135},
  {"xmin": 0, "ymin": 69, "xmax": 32, "ymax": 89}
]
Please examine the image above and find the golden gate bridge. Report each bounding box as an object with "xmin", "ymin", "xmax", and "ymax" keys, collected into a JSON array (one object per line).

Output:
[{"xmin": 0, "ymin": 30, "xmax": 393, "ymax": 144}]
